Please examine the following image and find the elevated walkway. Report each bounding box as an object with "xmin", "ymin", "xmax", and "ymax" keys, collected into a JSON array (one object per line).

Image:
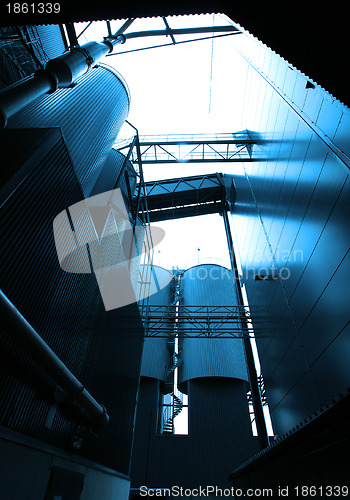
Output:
[{"xmin": 139, "ymin": 172, "xmax": 230, "ymax": 221}]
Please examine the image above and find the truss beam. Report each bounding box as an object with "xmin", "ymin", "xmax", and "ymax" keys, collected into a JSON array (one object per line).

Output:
[
  {"xmin": 142, "ymin": 304, "xmax": 256, "ymax": 339},
  {"xmin": 115, "ymin": 132, "xmax": 255, "ymax": 165}
]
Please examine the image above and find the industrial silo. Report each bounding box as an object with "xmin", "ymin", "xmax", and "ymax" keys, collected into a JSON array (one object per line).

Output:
[
  {"xmin": 131, "ymin": 264, "xmax": 259, "ymax": 487},
  {"xmin": 6, "ymin": 62, "xmax": 130, "ymax": 197},
  {"xmin": 0, "ymin": 43, "xmax": 146, "ymax": 494},
  {"xmin": 178, "ymin": 264, "xmax": 249, "ymax": 393}
]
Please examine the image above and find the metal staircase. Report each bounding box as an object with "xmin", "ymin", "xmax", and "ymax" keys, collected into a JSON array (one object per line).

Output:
[
  {"xmin": 163, "ymin": 270, "xmax": 183, "ymax": 389},
  {"xmin": 162, "ymin": 392, "xmax": 183, "ymax": 434},
  {"xmin": 162, "ymin": 269, "xmax": 184, "ymax": 433},
  {"xmin": 141, "ymin": 268, "xmax": 187, "ymax": 434}
]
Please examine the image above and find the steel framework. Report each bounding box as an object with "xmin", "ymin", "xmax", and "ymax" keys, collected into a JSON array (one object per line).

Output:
[
  {"xmin": 117, "ymin": 128, "xmax": 269, "ymax": 445},
  {"xmin": 142, "ymin": 304, "xmax": 256, "ymax": 339},
  {"xmin": 0, "ymin": 26, "xmax": 50, "ymax": 88},
  {"xmin": 115, "ymin": 132, "xmax": 256, "ymax": 164},
  {"xmin": 114, "ymin": 128, "xmax": 269, "ymax": 444},
  {"xmin": 73, "ymin": 17, "xmax": 242, "ymax": 57},
  {"xmin": 112, "ymin": 123, "xmax": 156, "ymax": 316}
]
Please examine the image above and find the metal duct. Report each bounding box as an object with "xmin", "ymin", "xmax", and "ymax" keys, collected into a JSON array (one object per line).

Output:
[{"xmin": 0, "ymin": 30, "xmax": 125, "ymax": 127}]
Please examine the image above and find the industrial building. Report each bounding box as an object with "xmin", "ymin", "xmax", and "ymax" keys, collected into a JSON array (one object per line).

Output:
[{"xmin": 0, "ymin": 12, "xmax": 349, "ymax": 499}]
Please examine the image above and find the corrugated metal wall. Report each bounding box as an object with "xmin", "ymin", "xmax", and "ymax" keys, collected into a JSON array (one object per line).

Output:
[
  {"xmin": 130, "ymin": 377, "xmax": 258, "ymax": 489},
  {"xmin": 214, "ymin": 32, "xmax": 350, "ymax": 433},
  {"xmin": 178, "ymin": 264, "xmax": 249, "ymax": 391},
  {"xmin": 6, "ymin": 64, "xmax": 130, "ymax": 198},
  {"xmin": 0, "ymin": 128, "xmax": 145, "ymax": 476},
  {"xmin": 1, "ymin": 128, "xmax": 96, "ymax": 445}
]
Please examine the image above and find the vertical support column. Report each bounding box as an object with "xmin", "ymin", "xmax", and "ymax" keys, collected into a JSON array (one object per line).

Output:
[{"xmin": 222, "ymin": 208, "xmax": 269, "ymax": 449}]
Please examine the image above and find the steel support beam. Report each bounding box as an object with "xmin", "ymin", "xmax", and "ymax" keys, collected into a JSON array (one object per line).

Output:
[
  {"xmin": 222, "ymin": 208, "xmax": 270, "ymax": 449},
  {"xmin": 65, "ymin": 22, "xmax": 79, "ymax": 48},
  {"xmin": 114, "ymin": 18, "xmax": 135, "ymax": 36},
  {"xmin": 162, "ymin": 17, "xmax": 176, "ymax": 45},
  {"xmin": 142, "ymin": 304, "xmax": 265, "ymax": 339},
  {"xmin": 140, "ymin": 158, "xmax": 254, "ymax": 164},
  {"xmin": 121, "ymin": 25, "xmax": 240, "ymax": 40},
  {"xmin": 138, "ymin": 138, "xmax": 255, "ymax": 146},
  {"xmin": 138, "ymin": 173, "xmax": 227, "ymax": 221}
]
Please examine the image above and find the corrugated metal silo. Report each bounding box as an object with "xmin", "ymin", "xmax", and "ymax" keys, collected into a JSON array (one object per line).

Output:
[
  {"xmin": 140, "ymin": 266, "xmax": 173, "ymax": 382},
  {"xmin": 178, "ymin": 264, "xmax": 249, "ymax": 393},
  {"xmin": 6, "ymin": 63, "xmax": 130, "ymax": 197}
]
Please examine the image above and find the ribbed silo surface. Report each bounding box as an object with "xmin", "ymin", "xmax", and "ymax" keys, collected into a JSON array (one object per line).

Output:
[
  {"xmin": 178, "ymin": 264, "xmax": 249, "ymax": 392},
  {"xmin": 140, "ymin": 266, "xmax": 173, "ymax": 381},
  {"xmin": 0, "ymin": 127, "xmax": 146, "ymax": 473},
  {"xmin": 7, "ymin": 63, "xmax": 130, "ymax": 197}
]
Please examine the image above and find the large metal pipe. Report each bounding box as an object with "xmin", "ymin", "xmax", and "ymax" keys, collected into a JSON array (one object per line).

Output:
[
  {"xmin": 0, "ymin": 290, "xmax": 109, "ymax": 427},
  {"xmin": 0, "ymin": 23, "xmax": 239, "ymax": 128},
  {"xmin": 0, "ymin": 35, "xmax": 124, "ymax": 128},
  {"xmin": 0, "ymin": 72, "xmax": 56, "ymax": 128}
]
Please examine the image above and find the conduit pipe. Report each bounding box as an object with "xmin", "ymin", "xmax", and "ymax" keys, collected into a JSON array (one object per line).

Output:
[
  {"xmin": 0, "ymin": 35, "xmax": 125, "ymax": 128},
  {"xmin": 0, "ymin": 290, "xmax": 109, "ymax": 427}
]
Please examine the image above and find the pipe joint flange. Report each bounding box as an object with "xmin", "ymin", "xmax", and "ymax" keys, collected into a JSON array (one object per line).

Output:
[
  {"xmin": 73, "ymin": 46, "xmax": 94, "ymax": 69},
  {"xmin": 102, "ymin": 38, "xmax": 114, "ymax": 53},
  {"xmin": 34, "ymin": 68, "xmax": 59, "ymax": 93},
  {"xmin": 75, "ymin": 384, "xmax": 85, "ymax": 396},
  {"xmin": 116, "ymin": 34, "xmax": 126, "ymax": 44}
]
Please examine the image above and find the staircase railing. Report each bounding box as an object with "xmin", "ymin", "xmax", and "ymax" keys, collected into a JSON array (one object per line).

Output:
[{"xmin": 162, "ymin": 392, "xmax": 183, "ymax": 434}]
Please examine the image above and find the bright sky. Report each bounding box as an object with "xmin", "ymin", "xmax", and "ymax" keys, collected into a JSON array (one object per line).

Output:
[{"xmin": 75, "ymin": 14, "xmax": 250, "ymax": 271}]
